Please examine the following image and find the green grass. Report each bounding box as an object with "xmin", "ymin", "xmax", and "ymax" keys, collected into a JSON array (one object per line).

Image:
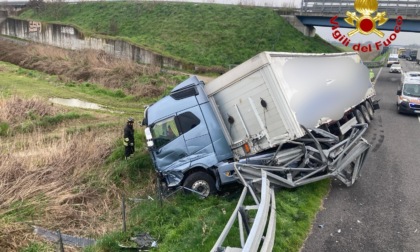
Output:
[
  {"xmin": 1, "ymin": 195, "xmax": 48, "ymax": 223},
  {"xmin": 0, "ymin": 122, "xmax": 9, "ymax": 136},
  {"xmin": 1, "ymin": 61, "xmax": 330, "ymax": 251},
  {"xmin": 3, "ymin": 2, "xmax": 335, "ymax": 250},
  {"xmin": 20, "ymin": 242, "xmax": 52, "ymax": 252},
  {"xmin": 19, "ymin": 2, "xmax": 339, "ymax": 68},
  {"xmin": 0, "ymin": 62, "xmax": 149, "ymax": 116},
  {"xmin": 83, "ymin": 180, "xmax": 329, "ymax": 252}
]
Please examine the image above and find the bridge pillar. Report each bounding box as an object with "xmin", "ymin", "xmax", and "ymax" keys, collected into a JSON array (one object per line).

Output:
[
  {"xmin": 0, "ymin": 10, "xmax": 7, "ymax": 25},
  {"xmin": 282, "ymin": 15, "xmax": 316, "ymax": 37}
]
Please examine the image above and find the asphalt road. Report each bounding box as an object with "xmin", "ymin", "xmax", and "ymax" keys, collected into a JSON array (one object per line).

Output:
[{"xmin": 301, "ymin": 60, "xmax": 420, "ymax": 252}]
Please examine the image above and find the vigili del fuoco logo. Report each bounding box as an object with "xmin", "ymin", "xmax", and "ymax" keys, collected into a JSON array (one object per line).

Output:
[{"xmin": 330, "ymin": 0, "xmax": 403, "ymax": 52}]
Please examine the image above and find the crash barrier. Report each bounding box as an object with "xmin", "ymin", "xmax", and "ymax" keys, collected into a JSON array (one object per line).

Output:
[
  {"xmin": 364, "ymin": 60, "xmax": 386, "ymax": 68},
  {"xmin": 300, "ymin": 0, "xmax": 420, "ymax": 16},
  {"xmin": 212, "ymin": 124, "xmax": 370, "ymax": 250},
  {"xmin": 33, "ymin": 226, "xmax": 96, "ymax": 249},
  {"xmin": 211, "ymin": 170, "xmax": 276, "ymax": 252},
  {"xmin": 234, "ymin": 124, "xmax": 370, "ymax": 188}
]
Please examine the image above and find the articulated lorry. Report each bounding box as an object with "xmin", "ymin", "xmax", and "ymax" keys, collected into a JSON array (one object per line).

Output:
[{"xmin": 142, "ymin": 52, "xmax": 379, "ymax": 197}]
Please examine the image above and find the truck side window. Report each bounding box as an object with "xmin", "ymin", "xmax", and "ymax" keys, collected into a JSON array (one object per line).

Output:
[
  {"xmin": 177, "ymin": 112, "xmax": 200, "ymax": 134},
  {"xmin": 151, "ymin": 117, "xmax": 180, "ymax": 149}
]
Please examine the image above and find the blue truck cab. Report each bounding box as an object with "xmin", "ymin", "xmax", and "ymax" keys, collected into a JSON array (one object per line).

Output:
[{"xmin": 142, "ymin": 76, "xmax": 237, "ymax": 195}]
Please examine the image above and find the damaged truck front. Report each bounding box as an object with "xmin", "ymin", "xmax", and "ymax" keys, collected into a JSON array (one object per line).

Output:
[{"xmin": 142, "ymin": 51, "xmax": 379, "ymax": 197}]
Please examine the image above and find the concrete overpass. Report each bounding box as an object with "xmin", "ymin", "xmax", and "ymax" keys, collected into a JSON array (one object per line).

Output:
[
  {"xmin": 1, "ymin": 0, "xmax": 419, "ymax": 34},
  {"xmin": 297, "ymin": 0, "xmax": 420, "ymax": 33}
]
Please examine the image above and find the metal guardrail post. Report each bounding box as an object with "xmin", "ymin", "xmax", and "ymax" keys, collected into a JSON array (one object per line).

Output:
[
  {"xmin": 122, "ymin": 196, "xmax": 126, "ymax": 232},
  {"xmin": 57, "ymin": 229, "xmax": 64, "ymax": 252},
  {"xmin": 211, "ymin": 171, "xmax": 276, "ymax": 252}
]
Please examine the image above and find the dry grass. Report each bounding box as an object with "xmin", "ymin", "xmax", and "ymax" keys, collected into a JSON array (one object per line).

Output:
[
  {"xmin": 0, "ymin": 95, "xmax": 60, "ymax": 124},
  {"xmin": 0, "ymin": 41, "xmax": 168, "ymax": 250},
  {"xmin": 0, "ymin": 40, "xmax": 182, "ymax": 98},
  {"xmin": 0, "ymin": 129, "xmax": 122, "ymax": 250}
]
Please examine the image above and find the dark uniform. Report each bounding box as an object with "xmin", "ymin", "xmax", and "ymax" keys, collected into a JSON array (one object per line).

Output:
[{"xmin": 124, "ymin": 118, "xmax": 135, "ymax": 159}]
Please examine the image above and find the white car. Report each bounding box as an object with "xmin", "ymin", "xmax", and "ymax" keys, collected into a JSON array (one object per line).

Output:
[{"xmin": 389, "ymin": 64, "xmax": 402, "ymax": 73}]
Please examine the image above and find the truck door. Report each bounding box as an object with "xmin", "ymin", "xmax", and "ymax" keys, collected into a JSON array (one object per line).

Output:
[
  {"xmin": 150, "ymin": 116, "xmax": 190, "ymax": 173},
  {"xmin": 177, "ymin": 107, "xmax": 213, "ymax": 164}
]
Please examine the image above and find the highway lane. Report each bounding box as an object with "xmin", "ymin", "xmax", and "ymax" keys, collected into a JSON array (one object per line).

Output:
[{"xmin": 301, "ymin": 60, "xmax": 420, "ymax": 252}]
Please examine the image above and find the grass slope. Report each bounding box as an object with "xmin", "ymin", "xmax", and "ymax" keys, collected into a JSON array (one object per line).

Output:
[
  {"xmin": 19, "ymin": 2, "xmax": 339, "ymax": 67},
  {"xmin": 0, "ymin": 2, "xmax": 336, "ymax": 251},
  {"xmin": 0, "ymin": 59, "xmax": 330, "ymax": 251}
]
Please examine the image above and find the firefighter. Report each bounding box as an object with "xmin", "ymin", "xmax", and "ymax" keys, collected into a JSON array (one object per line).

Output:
[
  {"xmin": 124, "ymin": 117, "xmax": 135, "ymax": 159},
  {"xmin": 369, "ymin": 69, "xmax": 375, "ymax": 82}
]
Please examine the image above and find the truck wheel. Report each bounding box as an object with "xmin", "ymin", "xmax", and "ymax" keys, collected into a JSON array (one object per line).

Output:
[
  {"xmin": 365, "ymin": 101, "xmax": 374, "ymax": 119},
  {"xmin": 354, "ymin": 109, "xmax": 366, "ymax": 124},
  {"xmin": 360, "ymin": 105, "xmax": 371, "ymax": 124},
  {"xmin": 183, "ymin": 172, "xmax": 216, "ymax": 198}
]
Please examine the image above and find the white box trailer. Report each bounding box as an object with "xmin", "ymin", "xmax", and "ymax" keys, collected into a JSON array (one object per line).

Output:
[{"xmin": 205, "ymin": 51, "xmax": 375, "ymax": 158}]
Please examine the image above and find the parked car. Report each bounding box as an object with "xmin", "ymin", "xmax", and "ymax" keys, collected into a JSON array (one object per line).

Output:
[{"xmin": 390, "ymin": 63, "xmax": 402, "ymax": 73}]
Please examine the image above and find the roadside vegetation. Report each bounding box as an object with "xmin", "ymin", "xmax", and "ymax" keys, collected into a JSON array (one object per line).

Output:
[
  {"xmin": 0, "ymin": 2, "xmax": 337, "ymax": 251},
  {"xmin": 18, "ymin": 1, "xmax": 338, "ymax": 68},
  {"xmin": 0, "ymin": 40, "xmax": 330, "ymax": 251}
]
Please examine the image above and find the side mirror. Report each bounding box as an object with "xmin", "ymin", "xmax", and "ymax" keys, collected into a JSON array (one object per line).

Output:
[
  {"xmin": 144, "ymin": 127, "xmax": 154, "ymax": 148},
  {"xmin": 397, "ymin": 90, "xmax": 402, "ymax": 95}
]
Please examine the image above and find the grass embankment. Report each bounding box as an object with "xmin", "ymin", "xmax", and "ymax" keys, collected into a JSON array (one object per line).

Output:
[
  {"xmin": 1, "ymin": 2, "xmax": 335, "ymax": 250},
  {"xmin": 0, "ymin": 48, "xmax": 330, "ymax": 251},
  {"xmin": 18, "ymin": 1, "xmax": 339, "ymax": 68}
]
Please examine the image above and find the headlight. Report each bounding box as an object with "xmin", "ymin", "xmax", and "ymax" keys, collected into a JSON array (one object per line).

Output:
[{"xmin": 401, "ymin": 98, "xmax": 410, "ymax": 103}]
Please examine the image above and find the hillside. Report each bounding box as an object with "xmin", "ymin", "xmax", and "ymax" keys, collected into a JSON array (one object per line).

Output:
[
  {"xmin": 18, "ymin": 1, "xmax": 340, "ymax": 67},
  {"xmin": 0, "ymin": 2, "xmax": 337, "ymax": 251}
]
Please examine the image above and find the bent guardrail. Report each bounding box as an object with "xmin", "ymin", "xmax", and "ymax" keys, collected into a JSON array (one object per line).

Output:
[
  {"xmin": 212, "ymin": 124, "xmax": 370, "ymax": 251},
  {"xmin": 234, "ymin": 124, "xmax": 370, "ymax": 188},
  {"xmin": 211, "ymin": 170, "xmax": 276, "ymax": 252}
]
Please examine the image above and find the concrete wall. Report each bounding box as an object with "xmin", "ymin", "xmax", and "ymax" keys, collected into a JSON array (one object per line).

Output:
[
  {"xmin": 282, "ymin": 15, "xmax": 316, "ymax": 37},
  {"xmin": 0, "ymin": 18, "xmax": 193, "ymax": 70},
  {"xmin": 0, "ymin": 11, "xmax": 6, "ymax": 24}
]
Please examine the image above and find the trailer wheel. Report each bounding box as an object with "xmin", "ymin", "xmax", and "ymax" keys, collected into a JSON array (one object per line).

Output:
[
  {"xmin": 354, "ymin": 109, "xmax": 366, "ymax": 124},
  {"xmin": 360, "ymin": 105, "xmax": 371, "ymax": 124},
  {"xmin": 365, "ymin": 101, "xmax": 374, "ymax": 119},
  {"xmin": 183, "ymin": 172, "xmax": 216, "ymax": 198}
]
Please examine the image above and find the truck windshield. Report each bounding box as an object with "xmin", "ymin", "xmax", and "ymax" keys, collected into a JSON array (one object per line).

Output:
[
  {"xmin": 403, "ymin": 84, "xmax": 420, "ymax": 97},
  {"xmin": 151, "ymin": 117, "xmax": 180, "ymax": 149},
  {"xmin": 150, "ymin": 112, "xmax": 200, "ymax": 149}
]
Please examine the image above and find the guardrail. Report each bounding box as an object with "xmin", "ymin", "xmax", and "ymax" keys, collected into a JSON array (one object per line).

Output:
[
  {"xmin": 211, "ymin": 170, "xmax": 276, "ymax": 252},
  {"xmin": 364, "ymin": 61, "xmax": 385, "ymax": 68},
  {"xmin": 300, "ymin": 0, "xmax": 420, "ymax": 17},
  {"xmin": 364, "ymin": 58, "xmax": 386, "ymax": 68}
]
